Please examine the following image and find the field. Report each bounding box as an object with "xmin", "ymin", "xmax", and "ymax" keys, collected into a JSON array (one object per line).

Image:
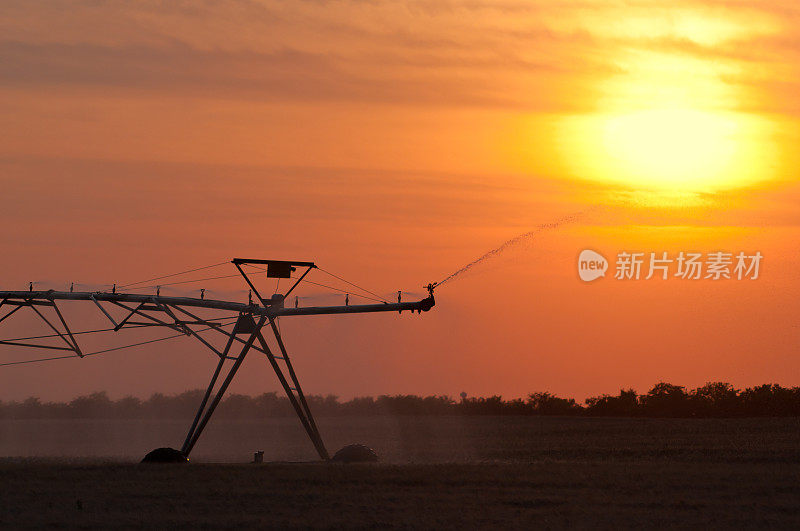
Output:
[{"xmin": 1, "ymin": 416, "xmax": 799, "ymax": 528}]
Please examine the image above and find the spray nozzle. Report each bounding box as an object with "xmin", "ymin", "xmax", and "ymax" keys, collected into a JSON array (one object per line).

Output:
[{"xmin": 424, "ymin": 282, "xmax": 437, "ymax": 297}]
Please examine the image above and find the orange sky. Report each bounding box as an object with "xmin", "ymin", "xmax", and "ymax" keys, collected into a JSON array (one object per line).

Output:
[{"xmin": 1, "ymin": 0, "xmax": 799, "ymax": 402}]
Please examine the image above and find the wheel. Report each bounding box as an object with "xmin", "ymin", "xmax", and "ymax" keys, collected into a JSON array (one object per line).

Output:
[{"xmin": 141, "ymin": 447, "xmax": 189, "ymax": 463}]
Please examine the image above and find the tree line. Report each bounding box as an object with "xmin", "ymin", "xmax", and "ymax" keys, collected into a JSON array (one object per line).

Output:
[{"xmin": 1, "ymin": 382, "xmax": 799, "ymax": 419}]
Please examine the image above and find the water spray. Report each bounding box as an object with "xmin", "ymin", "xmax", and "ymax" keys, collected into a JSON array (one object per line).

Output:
[{"xmin": 436, "ymin": 208, "xmax": 597, "ymax": 287}]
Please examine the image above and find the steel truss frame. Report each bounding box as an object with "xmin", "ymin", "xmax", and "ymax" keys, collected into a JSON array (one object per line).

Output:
[{"xmin": 0, "ymin": 259, "xmax": 435, "ymax": 460}]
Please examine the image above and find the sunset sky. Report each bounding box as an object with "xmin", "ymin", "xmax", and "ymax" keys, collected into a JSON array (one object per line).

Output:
[{"xmin": 1, "ymin": 0, "xmax": 799, "ymax": 402}]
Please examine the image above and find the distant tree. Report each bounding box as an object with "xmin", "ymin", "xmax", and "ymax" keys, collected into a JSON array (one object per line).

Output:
[
  {"xmin": 306, "ymin": 394, "xmax": 340, "ymax": 416},
  {"xmin": 373, "ymin": 394, "xmax": 454, "ymax": 415},
  {"xmin": 740, "ymin": 384, "xmax": 797, "ymax": 416},
  {"xmin": 342, "ymin": 396, "xmax": 377, "ymax": 415},
  {"xmin": 114, "ymin": 396, "xmax": 142, "ymax": 418},
  {"xmin": 690, "ymin": 382, "xmax": 739, "ymax": 417},
  {"xmin": 457, "ymin": 395, "xmax": 507, "ymax": 415},
  {"xmin": 19, "ymin": 397, "xmax": 44, "ymax": 419},
  {"xmin": 172, "ymin": 390, "xmax": 206, "ymax": 418},
  {"xmin": 144, "ymin": 393, "xmax": 172, "ymax": 418},
  {"xmin": 69, "ymin": 392, "xmax": 112, "ymax": 418},
  {"xmin": 422, "ymin": 395, "xmax": 456, "ymax": 414},
  {"xmin": 220, "ymin": 393, "xmax": 257, "ymax": 419},
  {"xmin": 585, "ymin": 388, "xmax": 639, "ymax": 417},
  {"xmin": 4, "ymin": 381, "xmax": 800, "ymax": 419},
  {"xmin": 640, "ymin": 382, "xmax": 690, "ymax": 417},
  {"xmin": 505, "ymin": 398, "xmax": 528, "ymax": 415},
  {"xmin": 526, "ymin": 392, "xmax": 582, "ymax": 415},
  {"xmin": 253, "ymin": 392, "xmax": 292, "ymax": 417}
]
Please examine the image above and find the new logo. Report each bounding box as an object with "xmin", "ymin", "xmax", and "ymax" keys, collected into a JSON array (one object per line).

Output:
[{"xmin": 578, "ymin": 249, "xmax": 608, "ymax": 282}]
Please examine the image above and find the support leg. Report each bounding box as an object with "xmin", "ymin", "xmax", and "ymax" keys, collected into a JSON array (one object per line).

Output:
[
  {"xmin": 256, "ymin": 324, "xmax": 329, "ymax": 460},
  {"xmin": 267, "ymin": 318, "xmax": 323, "ymax": 448},
  {"xmin": 181, "ymin": 331, "xmax": 236, "ymax": 454},
  {"xmin": 182, "ymin": 316, "xmax": 265, "ymax": 456}
]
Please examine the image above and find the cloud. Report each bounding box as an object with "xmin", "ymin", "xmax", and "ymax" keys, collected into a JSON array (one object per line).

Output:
[
  {"xmin": 2, "ymin": 1, "xmax": 800, "ymax": 133},
  {"xmin": 0, "ymin": 37, "xmax": 605, "ymax": 111},
  {"xmin": 0, "ymin": 1, "xmax": 624, "ymax": 112}
]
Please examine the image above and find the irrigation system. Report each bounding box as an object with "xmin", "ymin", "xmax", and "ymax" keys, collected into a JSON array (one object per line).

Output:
[{"xmin": 0, "ymin": 258, "xmax": 436, "ymax": 461}]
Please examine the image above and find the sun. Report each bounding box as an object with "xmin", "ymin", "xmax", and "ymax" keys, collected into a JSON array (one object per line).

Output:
[
  {"xmin": 554, "ymin": 108, "xmax": 775, "ymax": 192},
  {"xmin": 601, "ymin": 108, "xmax": 738, "ymax": 188}
]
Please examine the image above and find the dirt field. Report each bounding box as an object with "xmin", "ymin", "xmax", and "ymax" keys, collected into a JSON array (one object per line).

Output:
[
  {"xmin": 1, "ymin": 461, "xmax": 798, "ymax": 529},
  {"xmin": 1, "ymin": 416, "xmax": 799, "ymax": 528}
]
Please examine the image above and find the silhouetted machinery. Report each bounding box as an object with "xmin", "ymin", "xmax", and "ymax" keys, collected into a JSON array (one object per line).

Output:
[{"xmin": 0, "ymin": 258, "xmax": 436, "ymax": 462}]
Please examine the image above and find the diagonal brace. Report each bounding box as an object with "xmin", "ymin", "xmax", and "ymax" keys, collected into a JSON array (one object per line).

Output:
[
  {"xmin": 182, "ymin": 315, "xmax": 266, "ymax": 456},
  {"xmin": 255, "ymin": 326, "xmax": 329, "ymax": 460}
]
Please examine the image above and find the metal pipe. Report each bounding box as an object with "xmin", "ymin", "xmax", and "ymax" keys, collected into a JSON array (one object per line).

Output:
[{"xmin": 0, "ymin": 291, "xmax": 435, "ymax": 317}]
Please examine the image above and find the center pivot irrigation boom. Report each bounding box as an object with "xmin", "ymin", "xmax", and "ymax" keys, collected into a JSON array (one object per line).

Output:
[{"xmin": 0, "ymin": 259, "xmax": 437, "ymax": 461}]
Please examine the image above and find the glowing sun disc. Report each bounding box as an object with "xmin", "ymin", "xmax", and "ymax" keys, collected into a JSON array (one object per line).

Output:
[
  {"xmin": 555, "ymin": 109, "xmax": 776, "ymax": 192},
  {"xmin": 602, "ymin": 109, "xmax": 737, "ymax": 186}
]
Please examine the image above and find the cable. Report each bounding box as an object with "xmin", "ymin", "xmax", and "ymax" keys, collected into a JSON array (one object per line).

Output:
[
  {"xmin": 316, "ymin": 267, "xmax": 389, "ymax": 303},
  {"xmin": 1, "ymin": 327, "xmax": 119, "ymax": 342},
  {"xmin": 119, "ymin": 262, "xmax": 387, "ymax": 304},
  {"xmin": 297, "ymin": 278, "xmax": 386, "ymax": 303},
  {"xmin": 119, "ymin": 273, "xmax": 243, "ymax": 291},
  {"xmin": 82, "ymin": 331, "xmax": 203, "ymax": 357},
  {"xmin": 235, "ymin": 262, "xmax": 386, "ymax": 303},
  {"xmin": 0, "ymin": 318, "xmax": 239, "ymax": 367},
  {"xmin": 0, "ymin": 354, "xmax": 77, "ymax": 366},
  {"xmin": 242, "ymin": 263, "xmax": 386, "ymax": 302},
  {"xmin": 119, "ymin": 261, "xmax": 230, "ymax": 289},
  {"xmin": 0, "ymin": 313, "xmax": 240, "ymax": 343}
]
